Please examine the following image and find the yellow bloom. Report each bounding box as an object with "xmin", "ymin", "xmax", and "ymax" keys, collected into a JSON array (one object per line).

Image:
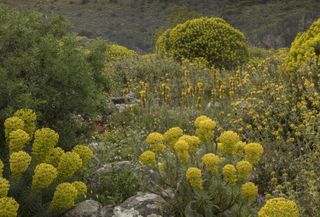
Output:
[
  {"xmin": 0, "ymin": 178, "xmax": 10, "ymax": 197},
  {"xmin": 201, "ymin": 153, "xmax": 223, "ymax": 173},
  {"xmin": 0, "ymin": 160, "xmax": 3, "ymax": 177},
  {"xmin": 240, "ymin": 182, "xmax": 258, "ymax": 201},
  {"xmin": 195, "ymin": 116, "xmax": 217, "ymax": 141},
  {"xmin": 4, "ymin": 117, "xmax": 25, "ymax": 140},
  {"xmin": 217, "ymin": 131, "xmax": 240, "ymax": 154},
  {"xmin": 244, "ymin": 143, "xmax": 264, "ymax": 164},
  {"xmin": 186, "ymin": 167, "xmax": 203, "ymax": 190},
  {"xmin": 14, "ymin": 109, "xmax": 37, "ymax": 137},
  {"xmin": 174, "ymin": 140, "xmax": 190, "ymax": 163},
  {"xmin": 72, "ymin": 144, "xmax": 93, "ymax": 166},
  {"xmin": 32, "ymin": 128, "xmax": 59, "ymax": 162},
  {"xmin": 72, "ymin": 181, "xmax": 87, "ymax": 199},
  {"xmin": 10, "ymin": 151, "xmax": 31, "ymax": 177},
  {"xmin": 194, "ymin": 115, "xmax": 210, "ymax": 128},
  {"xmin": 151, "ymin": 143, "xmax": 166, "ymax": 152},
  {"xmin": 223, "ymin": 164, "xmax": 237, "ymax": 185},
  {"xmin": 232, "ymin": 141, "xmax": 246, "ymax": 157},
  {"xmin": 258, "ymin": 197, "xmax": 299, "ymax": 217},
  {"xmin": 179, "ymin": 135, "xmax": 201, "ymax": 153},
  {"xmin": 163, "ymin": 127, "xmax": 183, "ymax": 148},
  {"xmin": 236, "ymin": 160, "xmax": 253, "ymax": 180},
  {"xmin": 139, "ymin": 151, "xmax": 156, "ymax": 167},
  {"xmin": 44, "ymin": 147, "xmax": 65, "ymax": 167},
  {"xmin": 8, "ymin": 129, "xmax": 30, "ymax": 153},
  {"xmin": 50, "ymin": 183, "xmax": 77, "ymax": 210},
  {"xmin": 0, "ymin": 197, "xmax": 19, "ymax": 217},
  {"xmin": 57, "ymin": 152, "xmax": 83, "ymax": 179},
  {"xmin": 32, "ymin": 163, "xmax": 58, "ymax": 190},
  {"xmin": 146, "ymin": 132, "xmax": 164, "ymax": 145}
]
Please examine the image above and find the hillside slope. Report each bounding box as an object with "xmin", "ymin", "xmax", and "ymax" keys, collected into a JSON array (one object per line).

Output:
[{"xmin": 2, "ymin": 0, "xmax": 320, "ymax": 52}]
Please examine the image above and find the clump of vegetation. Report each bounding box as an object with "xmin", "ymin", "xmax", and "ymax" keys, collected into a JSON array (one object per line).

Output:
[
  {"xmin": 156, "ymin": 17, "xmax": 249, "ymax": 69},
  {"xmin": 0, "ymin": 109, "xmax": 93, "ymax": 217},
  {"xmin": 106, "ymin": 44, "xmax": 137, "ymax": 61}
]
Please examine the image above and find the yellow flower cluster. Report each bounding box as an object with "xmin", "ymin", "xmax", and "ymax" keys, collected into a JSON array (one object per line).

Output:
[
  {"xmin": 146, "ymin": 132, "xmax": 166, "ymax": 152},
  {"xmin": 0, "ymin": 178, "xmax": 10, "ymax": 197},
  {"xmin": 4, "ymin": 117, "xmax": 25, "ymax": 140},
  {"xmin": 244, "ymin": 143, "xmax": 264, "ymax": 164},
  {"xmin": 163, "ymin": 127, "xmax": 183, "ymax": 148},
  {"xmin": 107, "ymin": 44, "xmax": 137, "ymax": 61},
  {"xmin": 223, "ymin": 164, "xmax": 237, "ymax": 185},
  {"xmin": 186, "ymin": 167, "xmax": 203, "ymax": 190},
  {"xmin": 9, "ymin": 151, "xmax": 31, "ymax": 178},
  {"xmin": 240, "ymin": 182, "xmax": 258, "ymax": 201},
  {"xmin": 44, "ymin": 147, "xmax": 65, "ymax": 167},
  {"xmin": 8, "ymin": 129, "xmax": 30, "ymax": 153},
  {"xmin": 72, "ymin": 144, "xmax": 94, "ymax": 166},
  {"xmin": 139, "ymin": 151, "xmax": 156, "ymax": 167},
  {"xmin": 236, "ymin": 160, "xmax": 253, "ymax": 180},
  {"xmin": 217, "ymin": 131, "xmax": 240, "ymax": 154},
  {"xmin": 32, "ymin": 163, "xmax": 58, "ymax": 190},
  {"xmin": 195, "ymin": 115, "xmax": 217, "ymax": 141},
  {"xmin": 72, "ymin": 181, "xmax": 87, "ymax": 199},
  {"xmin": 179, "ymin": 135, "xmax": 200, "ymax": 153},
  {"xmin": 202, "ymin": 153, "xmax": 223, "ymax": 173},
  {"xmin": 0, "ymin": 160, "xmax": 3, "ymax": 177},
  {"xmin": 50, "ymin": 183, "xmax": 78, "ymax": 210},
  {"xmin": 0, "ymin": 197, "xmax": 19, "ymax": 217},
  {"xmin": 174, "ymin": 140, "xmax": 190, "ymax": 163},
  {"xmin": 13, "ymin": 109, "xmax": 37, "ymax": 137},
  {"xmin": 57, "ymin": 152, "xmax": 83, "ymax": 179},
  {"xmin": 258, "ymin": 197, "xmax": 299, "ymax": 217},
  {"xmin": 32, "ymin": 128, "xmax": 59, "ymax": 162}
]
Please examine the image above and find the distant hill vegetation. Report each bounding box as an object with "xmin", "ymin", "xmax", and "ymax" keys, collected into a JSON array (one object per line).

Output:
[{"xmin": 2, "ymin": 0, "xmax": 320, "ymax": 52}]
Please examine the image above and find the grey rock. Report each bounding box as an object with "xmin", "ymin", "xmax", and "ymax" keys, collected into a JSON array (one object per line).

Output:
[
  {"xmin": 63, "ymin": 200, "xmax": 102, "ymax": 217},
  {"xmin": 100, "ymin": 205, "xmax": 114, "ymax": 217}
]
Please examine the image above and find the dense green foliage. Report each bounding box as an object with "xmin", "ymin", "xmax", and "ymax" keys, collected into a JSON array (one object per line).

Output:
[
  {"xmin": 0, "ymin": 5, "xmax": 109, "ymax": 148},
  {"xmin": 156, "ymin": 17, "xmax": 249, "ymax": 69}
]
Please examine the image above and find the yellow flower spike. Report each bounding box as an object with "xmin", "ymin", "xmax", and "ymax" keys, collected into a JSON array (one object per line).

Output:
[
  {"xmin": 217, "ymin": 131, "xmax": 240, "ymax": 154},
  {"xmin": 0, "ymin": 160, "xmax": 4, "ymax": 177},
  {"xmin": 10, "ymin": 151, "xmax": 31, "ymax": 178},
  {"xmin": 163, "ymin": 127, "xmax": 183, "ymax": 148},
  {"xmin": 223, "ymin": 164, "xmax": 237, "ymax": 185},
  {"xmin": 32, "ymin": 128, "xmax": 59, "ymax": 162},
  {"xmin": 13, "ymin": 109, "xmax": 37, "ymax": 137},
  {"xmin": 139, "ymin": 151, "xmax": 157, "ymax": 167},
  {"xmin": 258, "ymin": 197, "xmax": 299, "ymax": 217},
  {"xmin": 202, "ymin": 153, "xmax": 223, "ymax": 173},
  {"xmin": 174, "ymin": 140, "xmax": 190, "ymax": 163},
  {"xmin": 44, "ymin": 147, "xmax": 65, "ymax": 167},
  {"xmin": 0, "ymin": 197, "xmax": 19, "ymax": 217},
  {"xmin": 196, "ymin": 117, "xmax": 217, "ymax": 141},
  {"xmin": 244, "ymin": 143, "xmax": 264, "ymax": 164},
  {"xmin": 236, "ymin": 160, "xmax": 253, "ymax": 180},
  {"xmin": 4, "ymin": 117, "xmax": 25, "ymax": 141},
  {"xmin": 240, "ymin": 182, "xmax": 258, "ymax": 201},
  {"xmin": 72, "ymin": 181, "xmax": 87, "ymax": 199},
  {"xmin": 186, "ymin": 167, "xmax": 203, "ymax": 191},
  {"xmin": 72, "ymin": 144, "xmax": 93, "ymax": 166},
  {"xmin": 0, "ymin": 178, "xmax": 10, "ymax": 197},
  {"xmin": 8, "ymin": 129, "xmax": 30, "ymax": 153},
  {"xmin": 32, "ymin": 163, "xmax": 58, "ymax": 190},
  {"xmin": 50, "ymin": 183, "xmax": 77, "ymax": 211},
  {"xmin": 57, "ymin": 152, "xmax": 83, "ymax": 180}
]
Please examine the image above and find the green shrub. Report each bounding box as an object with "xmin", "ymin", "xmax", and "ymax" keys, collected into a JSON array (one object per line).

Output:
[
  {"xmin": 106, "ymin": 44, "xmax": 137, "ymax": 61},
  {"xmin": 0, "ymin": 109, "xmax": 93, "ymax": 217},
  {"xmin": 0, "ymin": 6, "xmax": 110, "ymax": 148},
  {"xmin": 156, "ymin": 17, "xmax": 249, "ymax": 69}
]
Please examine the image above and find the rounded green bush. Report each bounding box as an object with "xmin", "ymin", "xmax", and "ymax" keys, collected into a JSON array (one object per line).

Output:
[
  {"xmin": 283, "ymin": 18, "xmax": 320, "ymax": 73},
  {"xmin": 156, "ymin": 17, "xmax": 249, "ymax": 69}
]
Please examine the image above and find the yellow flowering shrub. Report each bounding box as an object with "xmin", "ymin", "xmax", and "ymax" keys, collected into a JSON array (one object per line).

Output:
[
  {"xmin": 156, "ymin": 17, "xmax": 249, "ymax": 69},
  {"xmin": 0, "ymin": 197, "xmax": 19, "ymax": 217},
  {"xmin": 107, "ymin": 44, "xmax": 137, "ymax": 61},
  {"xmin": 258, "ymin": 197, "xmax": 299, "ymax": 217},
  {"xmin": 50, "ymin": 183, "xmax": 78, "ymax": 210},
  {"xmin": 32, "ymin": 163, "xmax": 57, "ymax": 190},
  {"xmin": 139, "ymin": 115, "xmax": 263, "ymax": 216},
  {"xmin": 9, "ymin": 151, "xmax": 31, "ymax": 178},
  {"xmin": 244, "ymin": 143, "xmax": 264, "ymax": 164},
  {"xmin": 57, "ymin": 152, "xmax": 83, "ymax": 179},
  {"xmin": 72, "ymin": 144, "xmax": 94, "ymax": 165},
  {"xmin": 0, "ymin": 178, "xmax": 10, "ymax": 197},
  {"xmin": 1, "ymin": 109, "xmax": 92, "ymax": 216},
  {"xmin": 8, "ymin": 129, "xmax": 30, "ymax": 153}
]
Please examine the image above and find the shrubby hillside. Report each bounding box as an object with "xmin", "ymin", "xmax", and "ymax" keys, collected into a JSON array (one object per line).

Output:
[{"xmin": 2, "ymin": 0, "xmax": 320, "ymax": 52}]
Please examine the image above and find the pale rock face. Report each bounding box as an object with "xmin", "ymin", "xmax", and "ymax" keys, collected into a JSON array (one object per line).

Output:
[{"xmin": 63, "ymin": 200, "xmax": 102, "ymax": 217}]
